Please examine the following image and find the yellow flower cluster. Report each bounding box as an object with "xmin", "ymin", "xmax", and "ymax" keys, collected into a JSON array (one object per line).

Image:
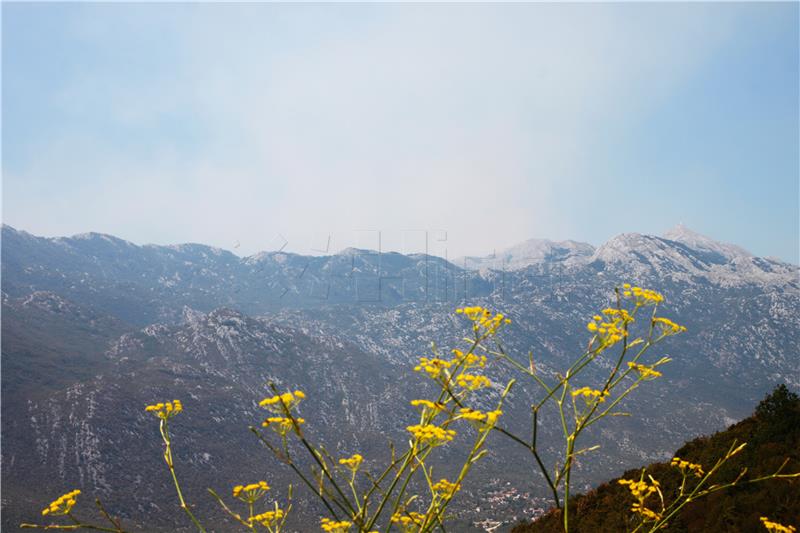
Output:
[
  {"xmin": 631, "ymin": 502, "xmax": 662, "ymax": 521},
  {"xmin": 619, "ymin": 477, "xmax": 662, "ymax": 521},
  {"xmin": 621, "ymin": 284, "xmax": 664, "ymax": 305},
  {"xmin": 414, "ymin": 357, "xmax": 452, "ymax": 379},
  {"xmin": 338, "ymin": 453, "xmax": 363, "ymax": 471},
  {"xmin": 431, "ymin": 478, "xmax": 461, "ymax": 497},
  {"xmin": 410, "ymin": 399, "xmax": 446, "ymax": 413},
  {"xmin": 571, "ymin": 387, "xmax": 610, "ymax": 403},
  {"xmin": 761, "ymin": 517, "xmax": 797, "ymax": 533},
  {"xmin": 618, "ymin": 478, "xmax": 660, "ymax": 499},
  {"xmin": 451, "ymin": 349, "xmax": 487, "ymax": 369},
  {"xmin": 259, "ymin": 390, "xmax": 306, "ymax": 414},
  {"xmin": 455, "ymin": 306, "xmax": 511, "ymax": 336},
  {"xmin": 262, "ymin": 416, "xmax": 305, "ymax": 435},
  {"xmin": 144, "ymin": 400, "xmax": 183, "ymax": 420},
  {"xmin": 252, "ymin": 509, "xmax": 285, "ymax": 528},
  {"xmin": 627, "ymin": 362, "xmax": 662, "ymax": 379},
  {"xmin": 320, "ymin": 518, "xmax": 352, "ymax": 532},
  {"xmin": 41, "ymin": 489, "xmax": 80, "ymax": 516},
  {"xmin": 455, "ymin": 373, "xmax": 491, "ymax": 390},
  {"xmin": 407, "ymin": 423, "xmax": 456, "ymax": 446},
  {"xmin": 587, "ymin": 309, "xmax": 631, "ymax": 347},
  {"xmin": 414, "ymin": 350, "xmax": 491, "ymax": 388},
  {"xmin": 232, "ymin": 481, "xmax": 270, "ymax": 502},
  {"xmin": 391, "ymin": 511, "xmax": 425, "ymax": 530},
  {"xmin": 458, "ymin": 407, "xmax": 502, "ymax": 429},
  {"xmin": 670, "ymin": 457, "xmax": 704, "ymax": 477},
  {"xmin": 654, "ymin": 317, "xmax": 687, "ymax": 335}
]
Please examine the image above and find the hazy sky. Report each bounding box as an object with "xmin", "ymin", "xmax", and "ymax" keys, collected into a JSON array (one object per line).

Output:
[{"xmin": 3, "ymin": 3, "xmax": 798, "ymax": 262}]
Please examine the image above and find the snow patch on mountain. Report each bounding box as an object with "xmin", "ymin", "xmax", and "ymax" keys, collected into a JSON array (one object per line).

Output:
[
  {"xmin": 663, "ymin": 223, "xmax": 752, "ymax": 261},
  {"xmin": 589, "ymin": 229, "xmax": 797, "ymax": 288},
  {"xmin": 459, "ymin": 239, "xmax": 595, "ymax": 270}
]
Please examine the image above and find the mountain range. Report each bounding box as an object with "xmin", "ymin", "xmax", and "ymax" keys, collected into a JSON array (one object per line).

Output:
[{"xmin": 2, "ymin": 224, "xmax": 798, "ymax": 531}]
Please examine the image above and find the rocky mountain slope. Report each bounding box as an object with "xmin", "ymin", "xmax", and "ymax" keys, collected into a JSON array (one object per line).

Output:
[
  {"xmin": 2, "ymin": 224, "xmax": 798, "ymax": 531},
  {"xmin": 2, "ymin": 300, "xmax": 415, "ymax": 531}
]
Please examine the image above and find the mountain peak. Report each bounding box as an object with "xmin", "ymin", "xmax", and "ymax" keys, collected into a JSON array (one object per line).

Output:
[
  {"xmin": 663, "ymin": 223, "xmax": 719, "ymax": 246},
  {"xmin": 587, "ymin": 228, "xmax": 798, "ymax": 287},
  {"xmin": 662, "ymin": 224, "xmax": 752, "ymax": 259},
  {"xmin": 69, "ymin": 231, "xmax": 136, "ymax": 247},
  {"xmin": 336, "ymin": 247, "xmax": 378, "ymax": 256},
  {"xmin": 663, "ymin": 223, "xmax": 702, "ymax": 240}
]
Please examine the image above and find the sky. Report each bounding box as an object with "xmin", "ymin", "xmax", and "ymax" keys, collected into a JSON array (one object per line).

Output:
[{"xmin": 2, "ymin": 3, "xmax": 798, "ymax": 262}]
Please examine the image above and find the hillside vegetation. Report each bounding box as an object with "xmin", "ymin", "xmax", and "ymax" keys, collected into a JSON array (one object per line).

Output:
[{"xmin": 513, "ymin": 385, "xmax": 800, "ymax": 532}]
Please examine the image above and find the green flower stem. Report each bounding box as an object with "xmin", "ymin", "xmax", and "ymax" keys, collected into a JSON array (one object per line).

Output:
[
  {"xmin": 250, "ymin": 427, "xmax": 343, "ymax": 520},
  {"xmin": 21, "ymin": 510, "xmax": 125, "ymax": 532},
  {"xmin": 160, "ymin": 419, "xmax": 206, "ymax": 533},
  {"xmin": 93, "ymin": 499, "xmax": 125, "ymax": 532},
  {"xmin": 425, "ymin": 380, "xmax": 514, "ymax": 532},
  {"xmin": 206, "ymin": 489, "xmax": 252, "ymax": 529},
  {"xmin": 268, "ymin": 384, "xmax": 360, "ymax": 523}
]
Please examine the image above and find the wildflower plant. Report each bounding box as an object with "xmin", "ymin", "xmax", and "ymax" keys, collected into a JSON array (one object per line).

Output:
[
  {"xmin": 20, "ymin": 488, "xmax": 126, "ymax": 532},
  {"xmin": 464, "ymin": 284, "xmax": 795, "ymax": 532},
  {"xmin": 615, "ymin": 440, "xmax": 799, "ymax": 532},
  {"xmin": 144, "ymin": 399, "xmax": 206, "ymax": 532},
  {"xmin": 21, "ymin": 284, "xmax": 799, "ymax": 532},
  {"xmin": 761, "ymin": 517, "xmax": 798, "ymax": 533},
  {"xmin": 244, "ymin": 308, "xmax": 514, "ymax": 533},
  {"xmin": 40, "ymin": 490, "xmax": 81, "ymax": 517},
  {"xmin": 208, "ymin": 479, "xmax": 292, "ymax": 533}
]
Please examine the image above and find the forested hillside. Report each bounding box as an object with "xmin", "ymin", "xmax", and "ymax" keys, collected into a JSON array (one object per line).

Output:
[{"xmin": 513, "ymin": 385, "xmax": 800, "ymax": 532}]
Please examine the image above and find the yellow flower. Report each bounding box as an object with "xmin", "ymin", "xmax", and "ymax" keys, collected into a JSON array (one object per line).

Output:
[
  {"xmin": 631, "ymin": 502, "xmax": 661, "ymax": 521},
  {"xmin": 622, "ymin": 285, "xmax": 664, "ymax": 306},
  {"xmin": 338, "ymin": 453, "xmax": 363, "ymax": 472},
  {"xmin": 410, "ymin": 399, "xmax": 446, "ymax": 413},
  {"xmin": 761, "ymin": 517, "xmax": 797, "ymax": 533},
  {"xmin": 455, "ymin": 306, "xmax": 511, "ymax": 336},
  {"xmin": 262, "ymin": 416, "xmax": 305, "ymax": 436},
  {"xmin": 586, "ymin": 309, "xmax": 631, "ymax": 349},
  {"xmin": 320, "ymin": 517, "xmax": 352, "ymax": 532},
  {"xmin": 457, "ymin": 407, "xmax": 502, "ymax": 430},
  {"xmin": 670, "ymin": 456, "xmax": 704, "ymax": 477},
  {"xmin": 455, "ymin": 373, "xmax": 491, "ymax": 390},
  {"xmin": 144, "ymin": 400, "xmax": 183, "ymax": 420},
  {"xmin": 233, "ymin": 481, "xmax": 270, "ymax": 502},
  {"xmin": 619, "ymin": 476, "xmax": 662, "ymax": 522},
  {"xmin": 259, "ymin": 390, "xmax": 306, "ymax": 414},
  {"xmin": 41, "ymin": 489, "xmax": 81, "ymax": 516},
  {"xmin": 431, "ymin": 478, "xmax": 461, "ymax": 498},
  {"xmin": 571, "ymin": 386, "xmax": 610, "ymax": 403},
  {"xmin": 627, "ymin": 362, "xmax": 662, "ymax": 379},
  {"xmin": 653, "ymin": 316, "xmax": 687, "ymax": 335},
  {"xmin": 414, "ymin": 357, "xmax": 452, "ymax": 379},
  {"xmin": 451, "ymin": 349, "xmax": 487, "ymax": 369},
  {"xmin": 252, "ymin": 509, "xmax": 285, "ymax": 528},
  {"xmin": 407, "ymin": 423, "xmax": 456, "ymax": 446},
  {"xmin": 391, "ymin": 511, "xmax": 426, "ymax": 531},
  {"xmin": 618, "ymin": 478, "xmax": 660, "ymax": 499}
]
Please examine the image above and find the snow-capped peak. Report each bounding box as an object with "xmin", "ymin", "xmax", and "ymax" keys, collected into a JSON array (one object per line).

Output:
[
  {"xmin": 459, "ymin": 238, "xmax": 595, "ymax": 270},
  {"xmin": 590, "ymin": 228, "xmax": 796, "ymax": 288},
  {"xmin": 663, "ymin": 224, "xmax": 752, "ymax": 260}
]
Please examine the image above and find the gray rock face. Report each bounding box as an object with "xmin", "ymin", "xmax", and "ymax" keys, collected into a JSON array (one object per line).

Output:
[{"xmin": 2, "ymin": 224, "xmax": 798, "ymax": 530}]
